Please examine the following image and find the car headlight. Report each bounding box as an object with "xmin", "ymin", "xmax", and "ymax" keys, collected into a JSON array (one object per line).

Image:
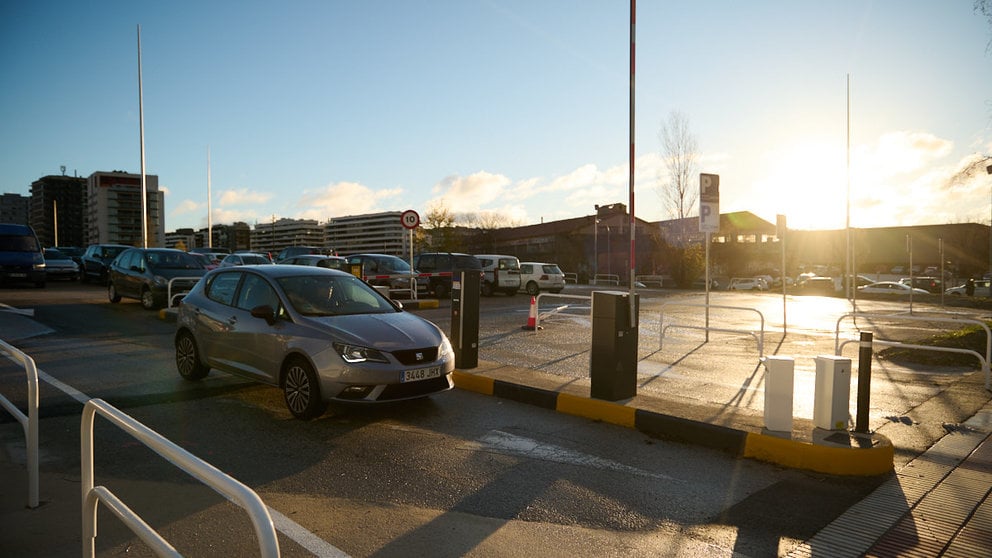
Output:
[
  {"xmin": 152, "ymin": 275, "xmax": 169, "ymax": 287},
  {"xmin": 333, "ymin": 343, "xmax": 389, "ymax": 364},
  {"xmin": 439, "ymin": 335, "xmax": 453, "ymax": 360}
]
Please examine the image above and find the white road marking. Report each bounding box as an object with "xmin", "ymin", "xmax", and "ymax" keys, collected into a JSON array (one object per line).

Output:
[{"xmin": 472, "ymin": 430, "xmax": 678, "ymax": 481}]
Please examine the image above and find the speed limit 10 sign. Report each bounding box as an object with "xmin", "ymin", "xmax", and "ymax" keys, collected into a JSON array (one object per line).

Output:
[{"xmin": 401, "ymin": 209, "xmax": 420, "ymax": 229}]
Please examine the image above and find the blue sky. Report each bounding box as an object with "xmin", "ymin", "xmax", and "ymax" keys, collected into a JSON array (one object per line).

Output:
[{"xmin": 2, "ymin": 1, "xmax": 990, "ymax": 232}]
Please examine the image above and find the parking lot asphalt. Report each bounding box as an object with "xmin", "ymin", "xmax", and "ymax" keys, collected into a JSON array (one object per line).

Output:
[{"xmin": 4, "ymin": 300, "xmax": 992, "ymax": 556}]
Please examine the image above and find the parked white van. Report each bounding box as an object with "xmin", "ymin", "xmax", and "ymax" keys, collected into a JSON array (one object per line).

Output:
[{"xmin": 474, "ymin": 254, "xmax": 521, "ymax": 296}]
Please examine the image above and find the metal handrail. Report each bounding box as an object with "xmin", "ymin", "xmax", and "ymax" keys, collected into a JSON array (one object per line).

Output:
[
  {"xmin": 0, "ymin": 339, "xmax": 39, "ymax": 508},
  {"xmin": 592, "ymin": 274, "xmax": 620, "ymax": 286},
  {"xmin": 81, "ymin": 399, "xmax": 280, "ymax": 557},
  {"xmin": 659, "ymin": 302, "xmax": 766, "ymax": 359},
  {"xmin": 166, "ymin": 276, "xmax": 205, "ymax": 308},
  {"xmin": 835, "ymin": 312, "xmax": 992, "ymax": 390}
]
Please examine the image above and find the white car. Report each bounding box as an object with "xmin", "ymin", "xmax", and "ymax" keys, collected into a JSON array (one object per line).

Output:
[
  {"xmin": 945, "ymin": 280, "xmax": 991, "ymax": 297},
  {"xmin": 519, "ymin": 262, "xmax": 565, "ymax": 295},
  {"xmin": 857, "ymin": 281, "xmax": 929, "ymax": 295},
  {"xmin": 728, "ymin": 277, "xmax": 768, "ymax": 291}
]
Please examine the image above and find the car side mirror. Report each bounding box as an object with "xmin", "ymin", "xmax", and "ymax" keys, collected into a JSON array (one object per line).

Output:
[
  {"xmin": 250, "ymin": 305, "xmax": 277, "ymax": 324},
  {"xmin": 389, "ymin": 299, "xmax": 403, "ymax": 310}
]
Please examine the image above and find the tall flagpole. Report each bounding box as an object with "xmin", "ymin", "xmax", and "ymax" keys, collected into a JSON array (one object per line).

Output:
[
  {"xmin": 628, "ymin": 0, "xmax": 636, "ymax": 297},
  {"xmin": 137, "ymin": 24, "xmax": 148, "ymax": 248},
  {"xmin": 207, "ymin": 146, "xmax": 212, "ymax": 249},
  {"xmin": 846, "ymin": 74, "xmax": 852, "ymax": 304}
]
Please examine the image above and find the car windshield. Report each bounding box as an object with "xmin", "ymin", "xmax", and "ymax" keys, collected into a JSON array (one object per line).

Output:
[
  {"xmin": 242, "ymin": 255, "xmax": 271, "ymax": 265},
  {"xmin": 148, "ymin": 251, "xmax": 205, "ymax": 270},
  {"xmin": 278, "ymin": 274, "xmax": 396, "ymax": 316},
  {"xmin": 543, "ymin": 264, "xmax": 562, "ymax": 274},
  {"xmin": 0, "ymin": 234, "xmax": 40, "ymax": 251},
  {"xmin": 44, "ymin": 249, "xmax": 68, "ymax": 260}
]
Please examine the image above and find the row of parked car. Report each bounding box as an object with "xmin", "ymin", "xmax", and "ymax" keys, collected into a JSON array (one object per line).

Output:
[{"xmin": 39, "ymin": 242, "xmax": 566, "ymax": 310}]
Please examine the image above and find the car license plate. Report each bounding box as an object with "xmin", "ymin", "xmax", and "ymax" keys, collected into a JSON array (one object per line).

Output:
[
  {"xmin": 9, "ymin": 273, "xmax": 26, "ymax": 278},
  {"xmin": 402, "ymin": 365, "xmax": 441, "ymax": 383}
]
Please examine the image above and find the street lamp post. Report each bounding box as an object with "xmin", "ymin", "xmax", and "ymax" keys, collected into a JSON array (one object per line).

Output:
[{"xmin": 594, "ymin": 205, "xmax": 599, "ymax": 285}]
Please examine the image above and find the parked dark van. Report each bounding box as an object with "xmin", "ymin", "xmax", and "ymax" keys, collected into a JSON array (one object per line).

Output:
[
  {"xmin": 413, "ymin": 252, "xmax": 483, "ymax": 299},
  {"xmin": 0, "ymin": 223, "xmax": 46, "ymax": 288}
]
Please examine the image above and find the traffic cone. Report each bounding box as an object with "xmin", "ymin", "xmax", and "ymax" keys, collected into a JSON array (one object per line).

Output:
[{"xmin": 522, "ymin": 296, "xmax": 542, "ymax": 330}]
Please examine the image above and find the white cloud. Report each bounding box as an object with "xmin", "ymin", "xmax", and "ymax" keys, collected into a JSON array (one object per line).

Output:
[
  {"xmin": 218, "ymin": 188, "xmax": 274, "ymax": 206},
  {"xmin": 293, "ymin": 181, "xmax": 403, "ymax": 221},
  {"xmin": 171, "ymin": 199, "xmax": 200, "ymax": 216}
]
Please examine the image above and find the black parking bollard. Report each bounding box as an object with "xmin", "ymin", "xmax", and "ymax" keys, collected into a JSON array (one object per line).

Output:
[{"xmin": 855, "ymin": 331, "xmax": 873, "ymax": 433}]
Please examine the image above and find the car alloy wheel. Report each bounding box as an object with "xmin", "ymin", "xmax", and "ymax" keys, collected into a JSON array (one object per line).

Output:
[
  {"xmin": 283, "ymin": 358, "xmax": 327, "ymax": 420},
  {"xmin": 175, "ymin": 331, "xmax": 209, "ymax": 380},
  {"xmin": 526, "ymin": 281, "xmax": 539, "ymax": 295},
  {"xmin": 141, "ymin": 287, "xmax": 157, "ymax": 310}
]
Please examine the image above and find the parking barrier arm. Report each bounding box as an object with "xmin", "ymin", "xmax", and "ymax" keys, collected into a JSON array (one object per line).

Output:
[
  {"xmin": 0, "ymin": 339, "xmax": 39, "ymax": 508},
  {"xmin": 82, "ymin": 399, "xmax": 280, "ymax": 558},
  {"xmin": 533, "ymin": 293, "xmax": 593, "ymax": 331}
]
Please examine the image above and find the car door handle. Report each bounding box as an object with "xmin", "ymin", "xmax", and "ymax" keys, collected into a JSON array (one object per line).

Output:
[{"xmin": 227, "ymin": 316, "xmax": 238, "ymax": 325}]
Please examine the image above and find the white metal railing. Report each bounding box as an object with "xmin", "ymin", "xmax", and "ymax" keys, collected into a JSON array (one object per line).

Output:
[
  {"xmin": 635, "ymin": 275, "xmax": 667, "ymax": 288},
  {"xmin": 0, "ymin": 339, "xmax": 39, "ymax": 508},
  {"xmin": 533, "ymin": 293, "xmax": 593, "ymax": 331},
  {"xmin": 592, "ymin": 274, "xmax": 620, "ymax": 286},
  {"xmin": 82, "ymin": 399, "xmax": 280, "ymax": 558},
  {"xmin": 659, "ymin": 303, "xmax": 766, "ymax": 359},
  {"xmin": 835, "ymin": 312, "xmax": 991, "ymax": 391},
  {"xmin": 167, "ymin": 276, "xmax": 205, "ymax": 308},
  {"xmin": 563, "ymin": 272, "xmax": 578, "ymax": 284}
]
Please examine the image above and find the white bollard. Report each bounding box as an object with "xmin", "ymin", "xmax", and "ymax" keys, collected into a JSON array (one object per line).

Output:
[
  {"xmin": 813, "ymin": 355, "xmax": 852, "ymax": 430},
  {"xmin": 763, "ymin": 356, "xmax": 795, "ymax": 433}
]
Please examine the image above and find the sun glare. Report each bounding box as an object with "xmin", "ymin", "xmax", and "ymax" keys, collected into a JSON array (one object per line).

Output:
[{"xmin": 751, "ymin": 140, "xmax": 848, "ymax": 230}]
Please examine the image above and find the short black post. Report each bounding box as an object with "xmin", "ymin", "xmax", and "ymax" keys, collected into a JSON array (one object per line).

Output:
[{"xmin": 855, "ymin": 331, "xmax": 873, "ymax": 433}]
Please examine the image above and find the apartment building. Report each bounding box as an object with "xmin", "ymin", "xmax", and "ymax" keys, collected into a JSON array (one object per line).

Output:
[
  {"xmin": 86, "ymin": 171, "xmax": 165, "ymax": 247},
  {"xmin": 325, "ymin": 211, "xmax": 407, "ymax": 258}
]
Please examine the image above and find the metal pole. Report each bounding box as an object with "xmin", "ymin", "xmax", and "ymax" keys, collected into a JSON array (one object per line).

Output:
[
  {"xmin": 628, "ymin": 0, "xmax": 636, "ymax": 301},
  {"xmin": 855, "ymin": 331, "xmax": 873, "ymax": 433},
  {"xmin": 137, "ymin": 24, "xmax": 148, "ymax": 248},
  {"xmin": 705, "ymin": 232, "xmax": 710, "ymax": 342},
  {"xmin": 207, "ymin": 146, "xmax": 212, "ymax": 249}
]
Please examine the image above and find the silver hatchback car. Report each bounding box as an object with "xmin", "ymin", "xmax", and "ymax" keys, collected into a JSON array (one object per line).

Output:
[{"xmin": 174, "ymin": 265, "xmax": 454, "ymax": 419}]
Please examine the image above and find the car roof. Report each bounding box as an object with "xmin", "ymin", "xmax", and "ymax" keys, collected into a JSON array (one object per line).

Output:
[{"xmin": 211, "ymin": 264, "xmax": 351, "ymax": 279}]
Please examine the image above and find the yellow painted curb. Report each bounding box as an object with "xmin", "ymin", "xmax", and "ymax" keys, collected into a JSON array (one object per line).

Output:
[
  {"xmin": 557, "ymin": 393, "xmax": 636, "ymax": 428},
  {"xmin": 452, "ymin": 370, "xmax": 494, "ymax": 395},
  {"xmin": 743, "ymin": 432, "xmax": 894, "ymax": 476}
]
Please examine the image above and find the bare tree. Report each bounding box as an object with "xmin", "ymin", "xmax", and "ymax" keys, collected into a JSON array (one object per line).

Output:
[
  {"xmin": 659, "ymin": 111, "xmax": 700, "ymax": 221},
  {"xmin": 464, "ymin": 210, "xmax": 518, "ymax": 229},
  {"xmin": 977, "ymin": 0, "xmax": 992, "ymax": 53},
  {"xmin": 422, "ymin": 201, "xmax": 456, "ymax": 251},
  {"xmin": 658, "ymin": 110, "xmax": 700, "ymax": 244}
]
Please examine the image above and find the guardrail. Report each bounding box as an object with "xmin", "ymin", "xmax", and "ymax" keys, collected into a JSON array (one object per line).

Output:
[
  {"xmin": 166, "ymin": 276, "xmax": 205, "ymax": 309},
  {"xmin": 563, "ymin": 272, "xmax": 578, "ymax": 284},
  {"xmin": 592, "ymin": 274, "xmax": 620, "ymax": 286},
  {"xmin": 0, "ymin": 339, "xmax": 39, "ymax": 508},
  {"xmin": 82, "ymin": 398, "xmax": 280, "ymax": 557},
  {"xmin": 659, "ymin": 303, "xmax": 766, "ymax": 359},
  {"xmin": 533, "ymin": 293, "xmax": 593, "ymax": 331},
  {"xmin": 835, "ymin": 312, "xmax": 991, "ymax": 391}
]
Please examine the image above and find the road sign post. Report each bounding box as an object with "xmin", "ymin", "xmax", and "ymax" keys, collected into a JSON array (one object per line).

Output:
[{"xmin": 401, "ymin": 210, "xmax": 420, "ymax": 300}]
